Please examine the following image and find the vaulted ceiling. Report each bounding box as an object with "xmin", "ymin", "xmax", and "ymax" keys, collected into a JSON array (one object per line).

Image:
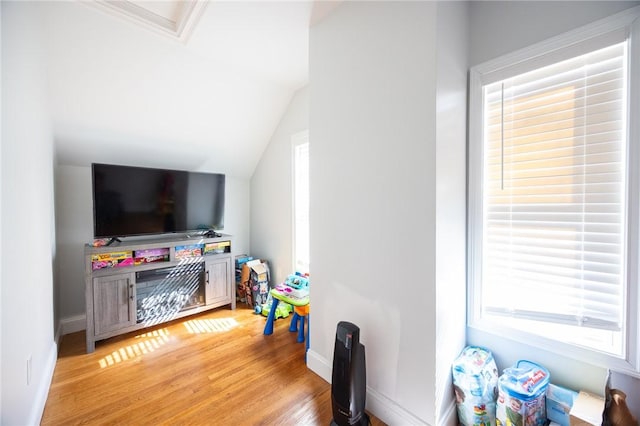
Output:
[{"xmin": 39, "ymin": 1, "xmax": 328, "ymax": 178}]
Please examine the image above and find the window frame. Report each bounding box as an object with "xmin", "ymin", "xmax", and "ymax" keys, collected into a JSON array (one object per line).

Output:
[
  {"xmin": 292, "ymin": 130, "xmax": 310, "ymax": 275},
  {"xmin": 468, "ymin": 6, "xmax": 640, "ymax": 375}
]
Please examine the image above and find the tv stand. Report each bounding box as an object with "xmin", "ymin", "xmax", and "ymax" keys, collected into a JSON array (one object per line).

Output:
[{"xmin": 84, "ymin": 233, "xmax": 234, "ymax": 353}]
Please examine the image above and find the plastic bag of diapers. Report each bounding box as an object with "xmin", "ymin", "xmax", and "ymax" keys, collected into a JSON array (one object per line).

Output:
[
  {"xmin": 496, "ymin": 360, "xmax": 550, "ymax": 426},
  {"xmin": 452, "ymin": 346, "xmax": 499, "ymax": 426}
]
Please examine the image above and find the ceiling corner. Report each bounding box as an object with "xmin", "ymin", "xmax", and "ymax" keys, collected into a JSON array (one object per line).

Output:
[{"xmin": 84, "ymin": 0, "xmax": 208, "ymax": 43}]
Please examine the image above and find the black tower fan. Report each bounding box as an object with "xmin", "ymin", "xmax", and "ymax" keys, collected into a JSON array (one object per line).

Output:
[{"xmin": 330, "ymin": 321, "xmax": 370, "ymax": 426}]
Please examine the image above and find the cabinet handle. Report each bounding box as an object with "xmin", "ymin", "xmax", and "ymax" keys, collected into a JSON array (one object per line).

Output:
[
  {"xmin": 129, "ymin": 283, "xmax": 134, "ymax": 300},
  {"xmin": 206, "ymin": 270, "xmax": 209, "ymax": 285}
]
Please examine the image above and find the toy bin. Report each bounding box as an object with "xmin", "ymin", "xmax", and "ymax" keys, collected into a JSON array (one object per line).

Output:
[
  {"xmin": 496, "ymin": 360, "xmax": 550, "ymax": 426},
  {"xmin": 452, "ymin": 346, "xmax": 499, "ymax": 426}
]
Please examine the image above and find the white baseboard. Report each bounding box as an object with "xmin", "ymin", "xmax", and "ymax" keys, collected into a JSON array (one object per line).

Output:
[
  {"xmin": 29, "ymin": 340, "xmax": 57, "ymax": 426},
  {"xmin": 367, "ymin": 387, "xmax": 429, "ymax": 425},
  {"xmin": 55, "ymin": 314, "xmax": 86, "ymax": 355},
  {"xmin": 59, "ymin": 314, "xmax": 86, "ymax": 336},
  {"xmin": 306, "ymin": 349, "xmax": 332, "ymax": 382},
  {"xmin": 438, "ymin": 400, "xmax": 458, "ymax": 426},
  {"xmin": 306, "ymin": 350, "xmax": 429, "ymax": 425}
]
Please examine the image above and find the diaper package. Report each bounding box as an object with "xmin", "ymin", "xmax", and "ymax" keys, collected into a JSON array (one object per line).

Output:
[
  {"xmin": 496, "ymin": 360, "xmax": 550, "ymax": 426},
  {"xmin": 452, "ymin": 346, "xmax": 499, "ymax": 426}
]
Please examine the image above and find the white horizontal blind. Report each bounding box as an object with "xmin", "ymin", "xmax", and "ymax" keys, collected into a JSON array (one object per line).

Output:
[
  {"xmin": 294, "ymin": 140, "xmax": 310, "ymax": 274},
  {"xmin": 481, "ymin": 42, "xmax": 628, "ymax": 331}
]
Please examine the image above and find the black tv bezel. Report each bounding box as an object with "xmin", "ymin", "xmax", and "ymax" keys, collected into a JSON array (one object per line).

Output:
[{"xmin": 91, "ymin": 163, "xmax": 225, "ymax": 240}]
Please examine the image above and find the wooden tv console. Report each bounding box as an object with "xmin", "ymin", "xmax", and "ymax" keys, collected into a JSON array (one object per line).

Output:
[{"xmin": 84, "ymin": 234, "xmax": 235, "ymax": 353}]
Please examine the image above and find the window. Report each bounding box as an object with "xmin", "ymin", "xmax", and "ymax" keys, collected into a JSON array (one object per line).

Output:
[
  {"xmin": 293, "ymin": 131, "xmax": 310, "ymax": 275},
  {"xmin": 468, "ymin": 7, "xmax": 640, "ymax": 371}
]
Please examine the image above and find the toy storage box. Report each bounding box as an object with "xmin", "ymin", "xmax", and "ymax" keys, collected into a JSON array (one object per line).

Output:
[{"xmin": 496, "ymin": 360, "xmax": 550, "ymax": 426}]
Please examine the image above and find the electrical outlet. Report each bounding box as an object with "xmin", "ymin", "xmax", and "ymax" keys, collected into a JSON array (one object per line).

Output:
[{"xmin": 27, "ymin": 356, "xmax": 32, "ymax": 386}]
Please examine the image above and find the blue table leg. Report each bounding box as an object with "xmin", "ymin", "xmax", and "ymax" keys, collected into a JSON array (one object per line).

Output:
[
  {"xmin": 289, "ymin": 312, "xmax": 300, "ymax": 332},
  {"xmin": 297, "ymin": 315, "xmax": 305, "ymax": 343},
  {"xmin": 304, "ymin": 314, "xmax": 310, "ymax": 362},
  {"xmin": 263, "ymin": 298, "xmax": 280, "ymax": 335},
  {"xmin": 306, "ymin": 314, "xmax": 310, "ymax": 351}
]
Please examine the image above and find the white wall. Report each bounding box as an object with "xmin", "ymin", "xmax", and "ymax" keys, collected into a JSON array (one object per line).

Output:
[
  {"xmin": 466, "ymin": 0, "xmax": 640, "ymax": 396},
  {"xmin": 54, "ymin": 166, "xmax": 92, "ymax": 325},
  {"xmin": 1, "ymin": 2, "xmax": 57, "ymax": 424},
  {"xmin": 250, "ymin": 86, "xmax": 309, "ymax": 284},
  {"xmin": 469, "ymin": 0, "xmax": 640, "ymax": 67},
  {"xmin": 0, "ymin": 4, "xmax": 4, "ymax": 421},
  {"xmin": 54, "ymin": 165, "xmax": 250, "ymax": 327},
  {"xmin": 308, "ymin": 2, "xmax": 467, "ymax": 424},
  {"xmin": 38, "ymin": 1, "xmax": 297, "ymax": 179},
  {"xmin": 435, "ymin": 2, "xmax": 469, "ymax": 424}
]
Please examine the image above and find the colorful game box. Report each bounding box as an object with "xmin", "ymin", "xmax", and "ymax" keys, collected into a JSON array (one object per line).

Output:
[
  {"xmin": 203, "ymin": 240, "xmax": 230, "ymax": 255},
  {"xmin": 91, "ymin": 251, "xmax": 134, "ymax": 270},
  {"xmin": 134, "ymin": 248, "xmax": 170, "ymax": 265},
  {"xmin": 175, "ymin": 244, "xmax": 203, "ymax": 259}
]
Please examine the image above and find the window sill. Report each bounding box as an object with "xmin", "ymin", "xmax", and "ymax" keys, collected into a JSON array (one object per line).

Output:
[{"xmin": 467, "ymin": 320, "xmax": 640, "ymax": 380}]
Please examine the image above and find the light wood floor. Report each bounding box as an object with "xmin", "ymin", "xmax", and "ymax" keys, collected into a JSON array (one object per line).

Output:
[{"xmin": 41, "ymin": 305, "xmax": 385, "ymax": 425}]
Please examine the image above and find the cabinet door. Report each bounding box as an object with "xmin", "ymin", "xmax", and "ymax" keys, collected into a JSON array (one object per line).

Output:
[
  {"xmin": 93, "ymin": 273, "xmax": 136, "ymax": 336},
  {"xmin": 205, "ymin": 257, "xmax": 231, "ymax": 306}
]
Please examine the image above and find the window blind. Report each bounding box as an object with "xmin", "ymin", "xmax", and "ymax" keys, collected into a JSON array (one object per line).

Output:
[
  {"xmin": 294, "ymin": 140, "xmax": 310, "ymax": 274},
  {"xmin": 481, "ymin": 42, "xmax": 628, "ymax": 331}
]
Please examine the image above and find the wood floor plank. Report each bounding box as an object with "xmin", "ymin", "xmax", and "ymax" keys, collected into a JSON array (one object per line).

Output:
[{"xmin": 41, "ymin": 306, "xmax": 385, "ymax": 426}]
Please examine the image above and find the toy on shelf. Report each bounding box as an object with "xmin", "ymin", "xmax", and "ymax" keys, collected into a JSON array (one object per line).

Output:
[
  {"xmin": 175, "ymin": 244, "xmax": 203, "ymax": 259},
  {"xmin": 91, "ymin": 251, "xmax": 134, "ymax": 270}
]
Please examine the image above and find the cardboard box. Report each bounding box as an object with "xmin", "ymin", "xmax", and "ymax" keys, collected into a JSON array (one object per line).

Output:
[
  {"xmin": 240, "ymin": 260, "xmax": 271, "ymax": 308},
  {"xmin": 605, "ymin": 370, "xmax": 640, "ymax": 425},
  {"xmin": 250, "ymin": 262, "xmax": 268, "ymax": 282},
  {"xmin": 569, "ymin": 391, "xmax": 604, "ymax": 426},
  {"xmin": 547, "ymin": 384, "xmax": 578, "ymax": 426},
  {"xmin": 235, "ymin": 255, "xmax": 253, "ymax": 269}
]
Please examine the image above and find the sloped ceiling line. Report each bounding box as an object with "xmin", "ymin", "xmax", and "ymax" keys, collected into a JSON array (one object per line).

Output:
[{"xmin": 49, "ymin": 1, "xmax": 319, "ymax": 177}]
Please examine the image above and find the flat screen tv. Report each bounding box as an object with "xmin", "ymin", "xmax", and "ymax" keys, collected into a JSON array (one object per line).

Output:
[{"xmin": 92, "ymin": 163, "xmax": 225, "ymax": 239}]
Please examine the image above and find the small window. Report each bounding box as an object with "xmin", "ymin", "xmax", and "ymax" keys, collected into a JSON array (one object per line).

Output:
[
  {"xmin": 293, "ymin": 131, "xmax": 309, "ymax": 275},
  {"xmin": 468, "ymin": 7, "xmax": 640, "ymax": 371}
]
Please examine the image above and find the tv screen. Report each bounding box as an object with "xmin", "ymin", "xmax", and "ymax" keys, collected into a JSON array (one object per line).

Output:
[{"xmin": 92, "ymin": 163, "xmax": 225, "ymax": 239}]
